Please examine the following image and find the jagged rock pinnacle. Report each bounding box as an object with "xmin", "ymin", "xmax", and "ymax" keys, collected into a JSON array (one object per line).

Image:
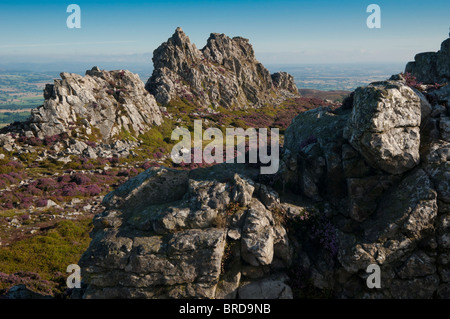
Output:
[{"xmin": 146, "ymin": 28, "xmax": 298, "ymax": 108}]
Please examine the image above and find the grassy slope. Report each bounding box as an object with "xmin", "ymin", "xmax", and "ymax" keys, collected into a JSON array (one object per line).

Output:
[{"xmin": 0, "ymin": 219, "xmax": 92, "ymax": 296}]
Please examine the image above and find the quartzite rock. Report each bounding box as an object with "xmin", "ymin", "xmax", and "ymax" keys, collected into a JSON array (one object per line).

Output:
[
  {"xmin": 279, "ymin": 44, "xmax": 449, "ymax": 297},
  {"xmin": 146, "ymin": 27, "xmax": 298, "ymax": 109},
  {"xmin": 29, "ymin": 67, "xmax": 162, "ymax": 142},
  {"xmin": 345, "ymin": 80, "xmax": 426, "ymax": 175},
  {"xmin": 78, "ymin": 164, "xmax": 292, "ymax": 299}
]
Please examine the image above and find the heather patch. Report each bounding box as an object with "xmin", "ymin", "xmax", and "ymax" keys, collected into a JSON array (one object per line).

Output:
[{"xmin": 0, "ymin": 219, "xmax": 92, "ymax": 297}]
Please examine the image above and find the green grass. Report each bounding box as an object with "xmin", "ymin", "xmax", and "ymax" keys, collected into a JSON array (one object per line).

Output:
[
  {"xmin": 117, "ymin": 127, "xmax": 137, "ymax": 142},
  {"xmin": 0, "ymin": 219, "xmax": 93, "ymax": 294},
  {"xmin": 0, "ymin": 209, "xmax": 20, "ymax": 218}
]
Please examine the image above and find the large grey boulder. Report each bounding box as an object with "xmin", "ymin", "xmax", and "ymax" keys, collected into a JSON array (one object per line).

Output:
[
  {"xmin": 29, "ymin": 67, "xmax": 162, "ymax": 141},
  {"xmin": 282, "ymin": 106, "xmax": 350, "ymax": 203},
  {"xmin": 345, "ymin": 80, "xmax": 427, "ymax": 175},
  {"xmin": 78, "ymin": 164, "xmax": 292, "ymax": 299},
  {"xmin": 241, "ymin": 199, "xmax": 276, "ymax": 266}
]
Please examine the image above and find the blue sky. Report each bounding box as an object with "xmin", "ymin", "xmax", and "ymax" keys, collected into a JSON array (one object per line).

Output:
[{"xmin": 0, "ymin": 0, "xmax": 449, "ymax": 66}]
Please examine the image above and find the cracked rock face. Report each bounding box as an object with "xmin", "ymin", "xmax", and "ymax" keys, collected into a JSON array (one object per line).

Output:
[
  {"xmin": 146, "ymin": 27, "xmax": 298, "ymax": 109},
  {"xmin": 279, "ymin": 72, "xmax": 450, "ymax": 298},
  {"xmin": 78, "ymin": 165, "xmax": 292, "ymax": 299},
  {"xmin": 29, "ymin": 67, "xmax": 162, "ymax": 142},
  {"xmin": 345, "ymin": 80, "xmax": 428, "ymax": 175}
]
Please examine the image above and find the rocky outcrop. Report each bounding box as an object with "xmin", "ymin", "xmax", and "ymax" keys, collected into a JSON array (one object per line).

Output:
[
  {"xmin": 2, "ymin": 285, "xmax": 52, "ymax": 299},
  {"xmin": 280, "ymin": 74, "xmax": 449, "ymax": 298},
  {"xmin": 272, "ymin": 72, "xmax": 298, "ymax": 93},
  {"xmin": 74, "ymin": 37, "xmax": 450, "ymax": 299},
  {"xmin": 77, "ymin": 77, "xmax": 449, "ymax": 299},
  {"xmin": 405, "ymin": 38, "xmax": 450, "ymax": 84},
  {"xmin": 77, "ymin": 164, "xmax": 293, "ymax": 299},
  {"xmin": 146, "ymin": 27, "xmax": 298, "ymax": 109},
  {"xmin": 20, "ymin": 67, "xmax": 162, "ymax": 142},
  {"xmin": 0, "ymin": 67, "xmax": 164, "ymax": 159}
]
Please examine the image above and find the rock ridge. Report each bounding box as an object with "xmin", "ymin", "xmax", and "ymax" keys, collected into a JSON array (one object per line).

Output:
[
  {"xmin": 405, "ymin": 38, "xmax": 450, "ymax": 84},
  {"xmin": 146, "ymin": 27, "xmax": 298, "ymax": 109}
]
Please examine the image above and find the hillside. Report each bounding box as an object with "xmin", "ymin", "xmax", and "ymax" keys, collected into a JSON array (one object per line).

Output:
[
  {"xmin": 0, "ymin": 31, "xmax": 448, "ymax": 300},
  {"xmin": 0, "ymin": 29, "xmax": 325, "ymax": 298},
  {"xmin": 77, "ymin": 38, "xmax": 450, "ymax": 299}
]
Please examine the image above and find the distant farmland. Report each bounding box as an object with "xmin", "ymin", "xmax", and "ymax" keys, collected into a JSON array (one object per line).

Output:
[
  {"xmin": 0, "ymin": 109, "xmax": 31, "ymax": 126},
  {"xmin": 298, "ymin": 89, "xmax": 350, "ymax": 103},
  {"xmin": 0, "ymin": 70, "xmax": 53, "ymax": 111}
]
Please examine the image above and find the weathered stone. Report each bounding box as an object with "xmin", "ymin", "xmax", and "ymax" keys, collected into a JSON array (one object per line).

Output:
[
  {"xmin": 390, "ymin": 274, "xmax": 440, "ymax": 299},
  {"xmin": 283, "ymin": 106, "xmax": 349, "ymax": 201},
  {"xmin": 341, "ymin": 144, "xmax": 373, "ymax": 178},
  {"xmin": 80, "ymin": 228, "xmax": 226, "ymax": 296},
  {"xmin": 78, "ymin": 163, "xmax": 290, "ymax": 299},
  {"xmin": 188, "ymin": 179, "xmax": 230, "ymax": 211},
  {"xmin": 345, "ymin": 81, "xmax": 424, "ymax": 175},
  {"xmin": 429, "ymin": 85, "xmax": 450, "ymax": 108},
  {"xmin": 214, "ymin": 242, "xmax": 242, "ymax": 299},
  {"xmin": 146, "ymin": 28, "xmax": 298, "ymax": 109},
  {"xmin": 347, "ymin": 175, "xmax": 396, "ymax": 222},
  {"xmin": 102, "ymin": 166, "xmax": 189, "ymax": 212},
  {"xmin": 241, "ymin": 199, "xmax": 275, "ymax": 266},
  {"xmin": 440, "ymin": 117, "xmax": 450, "ymax": 142},
  {"xmin": 4, "ymin": 285, "xmax": 52, "ymax": 299},
  {"xmin": 364, "ymin": 168, "xmax": 437, "ymax": 242},
  {"xmin": 337, "ymin": 233, "xmax": 376, "ymax": 274},
  {"xmin": 215, "ymin": 270, "xmax": 241, "ymax": 299},
  {"xmin": 437, "ymin": 284, "xmax": 450, "ymax": 299},
  {"xmin": 439, "ymin": 266, "xmax": 450, "ymax": 283},
  {"xmin": 29, "ymin": 67, "xmax": 162, "ymax": 141},
  {"xmin": 405, "ymin": 38, "xmax": 450, "ymax": 84},
  {"xmin": 238, "ymin": 274, "xmax": 293, "ymax": 299},
  {"xmin": 230, "ymin": 174, "xmax": 255, "ymax": 207},
  {"xmin": 256, "ymin": 183, "xmax": 280, "ymax": 210},
  {"xmin": 397, "ymin": 251, "xmax": 437, "ymax": 279},
  {"xmin": 271, "ymin": 72, "xmax": 298, "ymax": 93}
]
